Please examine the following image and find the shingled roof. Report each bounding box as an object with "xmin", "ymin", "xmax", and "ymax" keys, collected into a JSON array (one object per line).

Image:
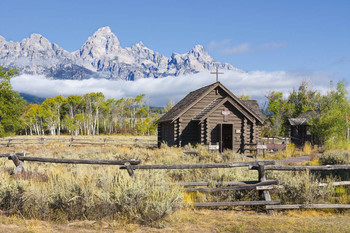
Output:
[
  {"xmin": 157, "ymin": 82, "xmax": 264, "ymax": 124},
  {"xmin": 241, "ymin": 100, "xmax": 264, "ymax": 122},
  {"xmin": 157, "ymin": 83, "xmax": 217, "ymax": 123},
  {"xmin": 289, "ymin": 110, "xmax": 317, "ymax": 126},
  {"xmin": 192, "ymin": 97, "xmax": 225, "ymax": 121}
]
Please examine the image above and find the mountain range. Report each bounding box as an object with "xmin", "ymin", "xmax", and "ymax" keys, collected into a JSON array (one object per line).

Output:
[{"xmin": 0, "ymin": 26, "xmax": 242, "ymax": 80}]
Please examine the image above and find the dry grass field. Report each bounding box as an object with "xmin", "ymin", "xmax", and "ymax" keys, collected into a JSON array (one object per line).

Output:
[
  {"xmin": 1, "ymin": 209, "xmax": 350, "ymax": 232},
  {"xmin": 0, "ymin": 136, "xmax": 349, "ymax": 232}
]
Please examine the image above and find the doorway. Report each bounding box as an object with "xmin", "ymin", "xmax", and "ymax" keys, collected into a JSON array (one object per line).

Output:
[{"xmin": 220, "ymin": 124, "xmax": 233, "ymax": 152}]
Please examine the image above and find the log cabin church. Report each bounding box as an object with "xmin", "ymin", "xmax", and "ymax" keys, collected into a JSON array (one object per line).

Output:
[{"xmin": 157, "ymin": 81, "xmax": 264, "ymax": 153}]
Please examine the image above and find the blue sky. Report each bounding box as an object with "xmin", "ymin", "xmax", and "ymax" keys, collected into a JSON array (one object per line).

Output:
[
  {"xmin": 1, "ymin": 0, "xmax": 349, "ymax": 77},
  {"xmin": 2, "ymin": 0, "xmax": 350, "ymax": 105}
]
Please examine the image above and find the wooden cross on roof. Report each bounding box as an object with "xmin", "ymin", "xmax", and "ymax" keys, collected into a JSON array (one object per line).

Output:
[{"xmin": 211, "ymin": 66, "xmax": 224, "ymax": 82}]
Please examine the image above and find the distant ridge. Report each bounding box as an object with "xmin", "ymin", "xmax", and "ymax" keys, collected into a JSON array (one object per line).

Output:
[
  {"xmin": 20, "ymin": 93, "xmax": 46, "ymax": 104},
  {"xmin": 0, "ymin": 26, "xmax": 242, "ymax": 80}
]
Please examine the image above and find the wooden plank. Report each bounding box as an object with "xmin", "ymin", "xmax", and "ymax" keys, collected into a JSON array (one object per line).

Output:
[
  {"xmin": 266, "ymin": 204, "xmax": 350, "ymax": 210},
  {"xmin": 256, "ymin": 185, "xmax": 276, "ymax": 190},
  {"xmin": 0, "ymin": 152, "xmax": 29, "ymax": 158},
  {"xmin": 184, "ymin": 180, "xmax": 278, "ymax": 192},
  {"xmin": 8, "ymin": 156, "xmax": 140, "ymax": 165},
  {"xmin": 258, "ymin": 162, "xmax": 275, "ymax": 215},
  {"xmin": 265, "ymin": 165, "xmax": 350, "ymax": 171},
  {"xmin": 193, "ymin": 200, "xmax": 280, "ymax": 207},
  {"xmin": 319, "ymin": 181, "xmax": 350, "ymax": 187},
  {"xmin": 171, "ymin": 180, "xmax": 277, "ymax": 187},
  {"xmin": 120, "ymin": 160, "xmax": 275, "ymax": 170}
]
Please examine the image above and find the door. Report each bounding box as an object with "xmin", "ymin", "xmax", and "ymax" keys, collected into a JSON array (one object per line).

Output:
[{"xmin": 219, "ymin": 123, "xmax": 234, "ymax": 152}]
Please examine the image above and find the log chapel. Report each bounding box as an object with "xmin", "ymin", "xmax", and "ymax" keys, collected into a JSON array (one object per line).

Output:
[{"xmin": 157, "ymin": 81, "xmax": 264, "ymax": 153}]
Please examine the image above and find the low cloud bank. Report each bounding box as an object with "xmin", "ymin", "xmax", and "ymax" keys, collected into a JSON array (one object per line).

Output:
[{"xmin": 11, "ymin": 70, "xmax": 336, "ymax": 107}]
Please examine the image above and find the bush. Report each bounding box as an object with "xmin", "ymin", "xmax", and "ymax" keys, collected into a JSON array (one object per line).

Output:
[
  {"xmin": 112, "ymin": 172, "xmax": 184, "ymax": 224},
  {"xmin": 319, "ymin": 150, "xmax": 350, "ymax": 165},
  {"xmin": 270, "ymin": 171, "xmax": 333, "ymax": 204}
]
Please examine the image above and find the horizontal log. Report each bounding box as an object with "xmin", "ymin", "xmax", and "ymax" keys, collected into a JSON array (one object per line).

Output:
[
  {"xmin": 193, "ymin": 200, "xmax": 280, "ymax": 207},
  {"xmin": 8, "ymin": 156, "xmax": 140, "ymax": 165},
  {"xmin": 185, "ymin": 180, "xmax": 278, "ymax": 193},
  {"xmin": 71, "ymin": 142, "xmax": 106, "ymax": 145},
  {"xmin": 266, "ymin": 204, "xmax": 350, "ymax": 210},
  {"xmin": 319, "ymin": 181, "xmax": 350, "ymax": 187},
  {"xmin": 1, "ymin": 138, "xmax": 156, "ymax": 142},
  {"xmin": 0, "ymin": 152, "xmax": 28, "ymax": 158},
  {"xmin": 255, "ymin": 185, "xmax": 277, "ymax": 190},
  {"xmin": 120, "ymin": 160, "xmax": 275, "ymax": 170},
  {"xmin": 265, "ymin": 165, "xmax": 350, "ymax": 171},
  {"xmin": 0, "ymin": 138, "xmax": 39, "ymax": 141},
  {"xmin": 174, "ymin": 180, "xmax": 278, "ymax": 187},
  {"xmin": 4, "ymin": 142, "xmax": 41, "ymax": 145}
]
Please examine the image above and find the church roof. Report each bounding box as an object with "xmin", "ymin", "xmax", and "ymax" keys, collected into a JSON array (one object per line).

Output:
[
  {"xmin": 192, "ymin": 97, "xmax": 225, "ymax": 121},
  {"xmin": 241, "ymin": 99, "xmax": 264, "ymax": 121},
  {"xmin": 157, "ymin": 82, "xmax": 264, "ymax": 124},
  {"xmin": 157, "ymin": 82, "xmax": 217, "ymax": 123}
]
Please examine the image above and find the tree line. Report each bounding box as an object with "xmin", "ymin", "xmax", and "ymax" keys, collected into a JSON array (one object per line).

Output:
[
  {"xmin": 1, "ymin": 66, "xmax": 350, "ymax": 146},
  {"xmin": 264, "ymin": 80, "xmax": 350, "ymax": 146},
  {"xmin": 0, "ymin": 67, "xmax": 166, "ymax": 137}
]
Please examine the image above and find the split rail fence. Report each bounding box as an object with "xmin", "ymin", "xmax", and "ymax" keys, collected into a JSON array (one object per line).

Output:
[
  {"xmin": 1, "ymin": 152, "xmax": 350, "ymax": 213},
  {"xmin": 0, "ymin": 137, "xmax": 157, "ymax": 148}
]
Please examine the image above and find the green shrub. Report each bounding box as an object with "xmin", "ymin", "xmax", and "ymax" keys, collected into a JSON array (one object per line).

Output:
[
  {"xmin": 270, "ymin": 171, "xmax": 333, "ymax": 204},
  {"xmin": 112, "ymin": 172, "xmax": 184, "ymax": 224},
  {"xmin": 319, "ymin": 150, "xmax": 350, "ymax": 165}
]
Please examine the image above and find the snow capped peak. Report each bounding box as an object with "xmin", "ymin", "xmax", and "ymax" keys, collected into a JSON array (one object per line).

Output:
[
  {"xmin": 20, "ymin": 33, "xmax": 53, "ymax": 51},
  {"xmin": 0, "ymin": 26, "xmax": 240, "ymax": 80},
  {"xmin": 192, "ymin": 44, "xmax": 205, "ymax": 52},
  {"xmin": 29, "ymin": 33, "xmax": 43, "ymax": 39},
  {"xmin": 92, "ymin": 26, "xmax": 116, "ymax": 41},
  {"xmin": 135, "ymin": 41, "xmax": 145, "ymax": 47},
  {"xmin": 0, "ymin": 35, "xmax": 5, "ymax": 46},
  {"xmin": 95, "ymin": 26, "xmax": 112, "ymax": 34},
  {"xmin": 77, "ymin": 26, "xmax": 121, "ymax": 60},
  {"xmin": 189, "ymin": 44, "xmax": 210, "ymax": 57}
]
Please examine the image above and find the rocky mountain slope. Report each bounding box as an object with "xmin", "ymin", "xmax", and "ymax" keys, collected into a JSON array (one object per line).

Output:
[{"xmin": 0, "ymin": 26, "xmax": 242, "ymax": 80}]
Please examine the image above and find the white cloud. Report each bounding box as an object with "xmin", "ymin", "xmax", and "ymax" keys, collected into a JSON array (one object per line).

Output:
[
  {"xmin": 207, "ymin": 39, "xmax": 232, "ymax": 50},
  {"xmin": 258, "ymin": 42, "xmax": 288, "ymax": 51},
  {"xmin": 220, "ymin": 43, "xmax": 251, "ymax": 55},
  {"xmin": 11, "ymin": 70, "xmax": 336, "ymax": 107},
  {"xmin": 207, "ymin": 40, "xmax": 288, "ymax": 55}
]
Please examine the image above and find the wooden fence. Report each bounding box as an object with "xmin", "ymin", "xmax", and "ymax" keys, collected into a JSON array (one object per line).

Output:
[
  {"xmin": 0, "ymin": 137, "xmax": 157, "ymax": 148},
  {"xmin": 1, "ymin": 152, "xmax": 350, "ymax": 213}
]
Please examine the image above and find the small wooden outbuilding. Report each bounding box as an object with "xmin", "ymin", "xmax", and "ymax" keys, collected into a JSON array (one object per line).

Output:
[
  {"xmin": 288, "ymin": 110, "xmax": 318, "ymax": 146},
  {"xmin": 156, "ymin": 81, "xmax": 264, "ymax": 153}
]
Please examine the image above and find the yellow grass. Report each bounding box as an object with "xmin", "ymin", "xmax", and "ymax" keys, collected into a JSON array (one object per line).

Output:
[
  {"xmin": 0, "ymin": 135, "xmax": 349, "ymax": 232},
  {"xmin": 1, "ymin": 209, "xmax": 350, "ymax": 232}
]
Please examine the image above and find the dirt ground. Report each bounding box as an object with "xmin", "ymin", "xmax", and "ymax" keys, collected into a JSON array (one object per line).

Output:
[{"xmin": 1, "ymin": 209, "xmax": 350, "ymax": 233}]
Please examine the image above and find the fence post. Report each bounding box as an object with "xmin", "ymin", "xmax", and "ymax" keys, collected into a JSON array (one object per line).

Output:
[
  {"xmin": 40, "ymin": 137, "xmax": 44, "ymax": 145},
  {"xmin": 104, "ymin": 138, "xmax": 107, "ymax": 147},
  {"xmin": 69, "ymin": 137, "xmax": 74, "ymax": 147},
  {"xmin": 6, "ymin": 139, "xmax": 12, "ymax": 147},
  {"xmin": 8, "ymin": 152, "xmax": 25, "ymax": 174},
  {"xmin": 124, "ymin": 162, "xmax": 135, "ymax": 177},
  {"xmin": 258, "ymin": 162, "xmax": 275, "ymax": 215}
]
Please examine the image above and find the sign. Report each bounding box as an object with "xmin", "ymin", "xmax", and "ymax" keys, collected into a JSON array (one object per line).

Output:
[
  {"xmin": 257, "ymin": 145, "xmax": 267, "ymax": 150},
  {"xmin": 222, "ymin": 107, "xmax": 230, "ymax": 122},
  {"xmin": 209, "ymin": 145, "xmax": 220, "ymax": 150}
]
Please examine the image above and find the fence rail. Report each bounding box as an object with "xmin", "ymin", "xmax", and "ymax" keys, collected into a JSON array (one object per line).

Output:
[
  {"xmin": 2, "ymin": 152, "xmax": 350, "ymax": 213},
  {"xmin": 119, "ymin": 160, "xmax": 275, "ymax": 170},
  {"xmin": 0, "ymin": 137, "xmax": 157, "ymax": 148},
  {"xmin": 265, "ymin": 165, "xmax": 350, "ymax": 171},
  {"xmin": 266, "ymin": 204, "xmax": 350, "ymax": 210}
]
